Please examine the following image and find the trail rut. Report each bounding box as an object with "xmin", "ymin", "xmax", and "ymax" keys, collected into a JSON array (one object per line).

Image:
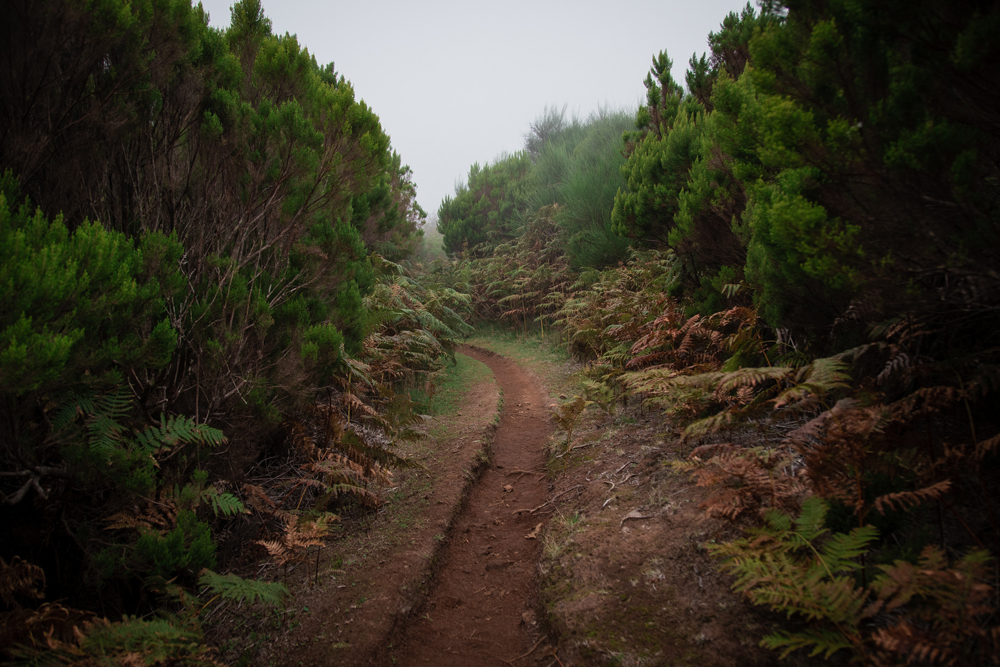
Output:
[{"xmin": 385, "ymin": 346, "xmax": 555, "ymax": 666}]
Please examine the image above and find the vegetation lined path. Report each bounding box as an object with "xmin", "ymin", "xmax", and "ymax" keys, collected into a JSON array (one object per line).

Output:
[{"xmin": 387, "ymin": 346, "xmax": 554, "ymax": 665}]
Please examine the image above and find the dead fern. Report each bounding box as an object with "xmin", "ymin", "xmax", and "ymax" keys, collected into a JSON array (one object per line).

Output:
[
  {"xmin": 677, "ymin": 443, "xmax": 806, "ymax": 519},
  {"xmin": 0, "ymin": 557, "xmax": 45, "ymax": 608},
  {"xmin": 872, "ymin": 479, "xmax": 952, "ymax": 516},
  {"xmin": 257, "ymin": 514, "xmax": 334, "ymax": 584},
  {"xmin": 284, "ymin": 401, "xmax": 407, "ymax": 510},
  {"xmin": 871, "ymin": 546, "xmax": 999, "ymax": 666}
]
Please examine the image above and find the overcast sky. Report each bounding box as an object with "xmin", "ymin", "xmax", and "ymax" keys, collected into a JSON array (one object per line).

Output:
[{"xmin": 198, "ymin": 0, "xmax": 752, "ymax": 218}]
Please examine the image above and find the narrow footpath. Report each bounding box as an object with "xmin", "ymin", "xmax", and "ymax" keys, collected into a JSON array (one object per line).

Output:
[{"xmin": 385, "ymin": 346, "xmax": 555, "ymax": 666}]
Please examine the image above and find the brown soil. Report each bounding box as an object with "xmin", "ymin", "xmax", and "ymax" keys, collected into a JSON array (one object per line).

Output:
[
  {"xmin": 242, "ymin": 345, "xmax": 555, "ymax": 667},
  {"xmin": 223, "ymin": 340, "xmax": 781, "ymax": 667},
  {"xmin": 535, "ymin": 409, "xmax": 777, "ymax": 667},
  {"xmin": 384, "ymin": 346, "xmax": 554, "ymax": 666}
]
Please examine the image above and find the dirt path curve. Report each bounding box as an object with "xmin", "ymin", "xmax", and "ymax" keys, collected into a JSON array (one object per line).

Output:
[{"xmin": 385, "ymin": 346, "xmax": 554, "ymax": 666}]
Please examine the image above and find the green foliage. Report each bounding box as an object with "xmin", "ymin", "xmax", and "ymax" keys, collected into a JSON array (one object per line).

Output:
[
  {"xmin": 6, "ymin": 0, "xmax": 1000, "ymax": 663},
  {"xmin": 612, "ymin": 5, "xmax": 773, "ymax": 315},
  {"xmin": 6, "ymin": 603, "xmax": 219, "ymax": 666},
  {"xmin": 713, "ymin": 497, "xmax": 1000, "ymax": 664},
  {"xmin": 554, "ymin": 108, "xmax": 634, "ymax": 270},
  {"xmin": 134, "ymin": 510, "xmax": 216, "ymax": 580},
  {"xmin": 0, "ymin": 0, "xmax": 438, "ymax": 654},
  {"xmin": 438, "ymin": 151, "xmax": 535, "ymax": 255},
  {"xmin": 0, "ymin": 182, "xmax": 181, "ymax": 395},
  {"xmin": 713, "ymin": 497, "xmax": 879, "ymax": 659},
  {"xmin": 440, "ymin": 107, "xmax": 635, "ymax": 270},
  {"xmin": 180, "ymin": 469, "xmax": 246, "ymax": 517},
  {"xmin": 437, "ymin": 206, "xmax": 571, "ymax": 330},
  {"xmin": 72, "ymin": 615, "xmax": 215, "ymax": 666},
  {"xmin": 198, "ymin": 569, "xmax": 289, "ymax": 607},
  {"xmin": 741, "ymin": 0, "xmax": 1000, "ymax": 336}
]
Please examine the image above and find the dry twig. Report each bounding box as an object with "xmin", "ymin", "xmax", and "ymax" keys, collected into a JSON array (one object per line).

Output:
[{"xmin": 511, "ymin": 485, "xmax": 582, "ymax": 515}]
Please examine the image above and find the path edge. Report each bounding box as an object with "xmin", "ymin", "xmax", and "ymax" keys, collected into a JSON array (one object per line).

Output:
[{"xmin": 365, "ymin": 346, "xmax": 504, "ymax": 664}]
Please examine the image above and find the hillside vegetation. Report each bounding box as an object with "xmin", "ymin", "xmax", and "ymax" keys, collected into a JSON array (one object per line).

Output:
[
  {"xmin": 0, "ymin": 0, "xmax": 467, "ymax": 662},
  {"xmin": 429, "ymin": 1, "xmax": 1000, "ymax": 664},
  {"xmin": 1, "ymin": 0, "xmax": 998, "ymax": 665}
]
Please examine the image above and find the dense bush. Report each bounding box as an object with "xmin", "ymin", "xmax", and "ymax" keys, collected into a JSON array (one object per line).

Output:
[
  {"xmin": 436, "ymin": 2, "xmax": 1000, "ymax": 663},
  {"xmin": 0, "ymin": 0, "xmax": 455, "ymax": 660}
]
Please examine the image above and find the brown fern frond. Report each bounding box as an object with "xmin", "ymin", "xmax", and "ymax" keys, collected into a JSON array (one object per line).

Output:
[
  {"xmin": 973, "ymin": 432, "xmax": 1000, "ymax": 461},
  {"xmin": 873, "ymin": 480, "xmax": 952, "ymax": 515},
  {"xmin": 284, "ymin": 528, "xmax": 324, "ymax": 551},
  {"xmin": 316, "ymin": 451, "xmax": 366, "ymax": 475},
  {"xmin": 785, "ymin": 399, "xmax": 891, "ymax": 509},
  {"xmin": 681, "ymin": 444, "xmax": 805, "ymax": 518},
  {"xmin": 887, "ymin": 385, "xmax": 967, "ymax": 422},
  {"xmin": 289, "ymin": 478, "xmax": 328, "ymax": 492},
  {"xmin": 104, "ymin": 496, "xmax": 177, "ymax": 532},
  {"xmin": 288, "ymin": 419, "xmax": 317, "ymax": 459},
  {"xmin": 8, "ymin": 601, "xmax": 101, "ymax": 655},
  {"xmin": 256, "ymin": 539, "xmax": 292, "ymax": 563},
  {"xmin": 675, "ymin": 317, "xmax": 704, "ymax": 355},
  {"xmin": 0, "ymin": 557, "xmax": 46, "ymax": 607},
  {"xmin": 872, "ymin": 546, "xmax": 998, "ymax": 665},
  {"xmin": 325, "ymin": 483, "xmax": 383, "ymax": 506},
  {"xmin": 308, "ymin": 403, "xmax": 346, "ymax": 446},
  {"xmin": 624, "ymin": 350, "xmax": 673, "ymax": 370},
  {"xmin": 303, "ymin": 454, "xmax": 367, "ymax": 487},
  {"xmin": 258, "ymin": 515, "xmax": 327, "ymax": 567},
  {"xmin": 243, "ymin": 483, "xmax": 277, "ymax": 513},
  {"xmin": 876, "ymin": 351, "xmax": 911, "ymax": 386},
  {"xmin": 104, "ymin": 512, "xmax": 157, "ymax": 532},
  {"xmin": 259, "ymin": 514, "xmax": 336, "ymax": 569},
  {"xmin": 340, "ymin": 393, "xmax": 378, "ymax": 418}
]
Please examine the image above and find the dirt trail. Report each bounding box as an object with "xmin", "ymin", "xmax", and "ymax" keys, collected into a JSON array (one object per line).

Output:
[{"xmin": 385, "ymin": 346, "xmax": 554, "ymax": 666}]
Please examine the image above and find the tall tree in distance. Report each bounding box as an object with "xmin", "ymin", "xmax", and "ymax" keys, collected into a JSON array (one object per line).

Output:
[{"xmin": 437, "ymin": 151, "xmax": 534, "ymax": 256}]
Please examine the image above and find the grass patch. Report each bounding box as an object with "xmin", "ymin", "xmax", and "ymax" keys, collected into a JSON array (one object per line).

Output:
[{"xmin": 428, "ymin": 352, "xmax": 495, "ymax": 418}]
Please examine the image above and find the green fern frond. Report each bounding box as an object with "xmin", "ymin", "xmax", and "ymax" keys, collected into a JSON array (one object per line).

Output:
[
  {"xmin": 773, "ymin": 358, "xmax": 851, "ymax": 410},
  {"xmin": 712, "ymin": 497, "xmax": 881, "ymax": 660},
  {"xmin": 135, "ymin": 414, "xmax": 227, "ymax": 453},
  {"xmin": 716, "ymin": 366, "xmax": 792, "ymax": 395},
  {"xmin": 762, "ymin": 627, "xmax": 855, "ymax": 659},
  {"xmin": 197, "ymin": 569, "xmax": 289, "ymax": 607},
  {"xmin": 203, "ymin": 490, "xmax": 246, "ymax": 517},
  {"xmin": 75, "ymin": 615, "xmax": 214, "ymax": 665}
]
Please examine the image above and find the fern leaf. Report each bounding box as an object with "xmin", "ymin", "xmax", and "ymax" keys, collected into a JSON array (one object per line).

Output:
[
  {"xmin": 136, "ymin": 414, "xmax": 227, "ymax": 453},
  {"xmin": 873, "ymin": 480, "xmax": 952, "ymax": 515},
  {"xmin": 198, "ymin": 569, "xmax": 289, "ymax": 607},
  {"xmin": 762, "ymin": 627, "xmax": 855, "ymax": 659},
  {"xmin": 204, "ymin": 490, "xmax": 247, "ymax": 517},
  {"xmin": 0, "ymin": 556, "xmax": 46, "ymax": 607},
  {"xmin": 773, "ymin": 357, "xmax": 850, "ymax": 410},
  {"xmin": 256, "ymin": 540, "xmax": 291, "ymax": 561}
]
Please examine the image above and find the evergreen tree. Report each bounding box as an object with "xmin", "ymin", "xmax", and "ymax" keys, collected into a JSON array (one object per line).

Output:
[{"xmin": 437, "ymin": 151, "xmax": 535, "ymax": 256}]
